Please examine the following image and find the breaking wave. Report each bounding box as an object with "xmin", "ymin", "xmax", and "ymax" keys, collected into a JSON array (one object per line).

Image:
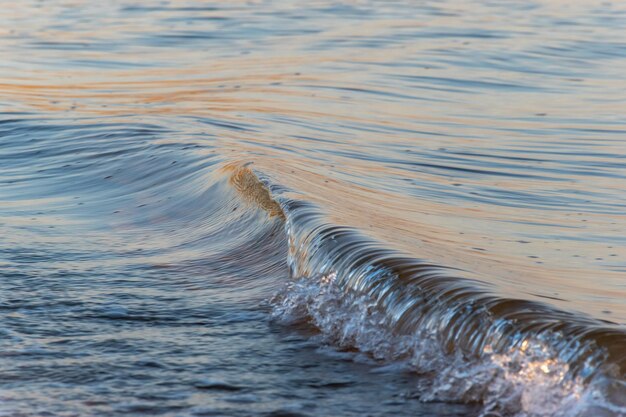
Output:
[{"xmin": 229, "ymin": 166, "xmax": 626, "ymax": 417}]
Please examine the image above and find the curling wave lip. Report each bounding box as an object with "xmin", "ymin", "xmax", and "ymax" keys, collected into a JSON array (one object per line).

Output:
[{"xmin": 225, "ymin": 166, "xmax": 626, "ymax": 417}]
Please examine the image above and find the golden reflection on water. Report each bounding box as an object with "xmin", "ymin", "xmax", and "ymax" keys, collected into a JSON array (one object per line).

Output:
[{"xmin": 1, "ymin": 0, "xmax": 625, "ymax": 323}]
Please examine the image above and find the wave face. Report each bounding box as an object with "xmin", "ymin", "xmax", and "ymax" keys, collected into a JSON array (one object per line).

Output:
[
  {"xmin": 261, "ymin": 166, "xmax": 626, "ymax": 416},
  {"xmin": 1, "ymin": 0, "xmax": 626, "ymax": 416}
]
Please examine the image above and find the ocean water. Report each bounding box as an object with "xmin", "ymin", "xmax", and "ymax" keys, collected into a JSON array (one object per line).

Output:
[{"xmin": 1, "ymin": 1, "xmax": 625, "ymax": 416}]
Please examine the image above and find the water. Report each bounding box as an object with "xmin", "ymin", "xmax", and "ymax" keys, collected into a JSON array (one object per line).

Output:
[{"xmin": 1, "ymin": 1, "xmax": 625, "ymax": 416}]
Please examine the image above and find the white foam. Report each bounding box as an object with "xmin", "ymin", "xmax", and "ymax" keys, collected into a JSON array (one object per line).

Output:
[{"xmin": 270, "ymin": 274, "xmax": 625, "ymax": 417}]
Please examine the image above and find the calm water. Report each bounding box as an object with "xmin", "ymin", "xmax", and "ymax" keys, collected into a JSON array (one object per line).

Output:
[{"xmin": 1, "ymin": 1, "xmax": 625, "ymax": 416}]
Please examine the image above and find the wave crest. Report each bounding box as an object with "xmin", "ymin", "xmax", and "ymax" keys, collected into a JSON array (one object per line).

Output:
[{"xmin": 245, "ymin": 167, "xmax": 626, "ymax": 417}]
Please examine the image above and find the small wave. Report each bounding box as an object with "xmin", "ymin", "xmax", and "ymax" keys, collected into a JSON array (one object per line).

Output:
[
  {"xmin": 226, "ymin": 163, "xmax": 285, "ymax": 220},
  {"xmin": 228, "ymin": 167, "xmax": 626, "ymax": 417}
]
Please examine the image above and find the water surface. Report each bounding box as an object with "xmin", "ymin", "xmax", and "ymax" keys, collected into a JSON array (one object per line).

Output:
[{"xmin": 1, "ymin": 1, "xmax": 625, "ymax": 416}]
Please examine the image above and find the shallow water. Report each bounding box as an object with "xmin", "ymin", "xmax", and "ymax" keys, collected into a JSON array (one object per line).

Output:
[{"xmin": 1, "ymin": 1, "xmax": 625, "ymax": 416}]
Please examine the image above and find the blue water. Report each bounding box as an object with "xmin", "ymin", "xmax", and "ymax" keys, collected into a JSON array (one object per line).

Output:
[{"xmin": 1, "ymin": 1, "xmax": 625, "ymax": 416}]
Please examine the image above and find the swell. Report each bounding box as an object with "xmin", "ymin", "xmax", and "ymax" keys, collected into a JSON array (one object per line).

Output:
[
  {"xmin": 0, "ymin": 118, "xmax": 289, "ymax": 304},
  {"xmin": 229, "ymin": 166, "xmax": 626, "ymax": 416}
]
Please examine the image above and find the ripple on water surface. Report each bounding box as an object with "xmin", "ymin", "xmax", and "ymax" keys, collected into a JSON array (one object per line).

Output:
[{"xmin": 1, "ymin": 0, "xmax": 626, "ymax": 416}]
